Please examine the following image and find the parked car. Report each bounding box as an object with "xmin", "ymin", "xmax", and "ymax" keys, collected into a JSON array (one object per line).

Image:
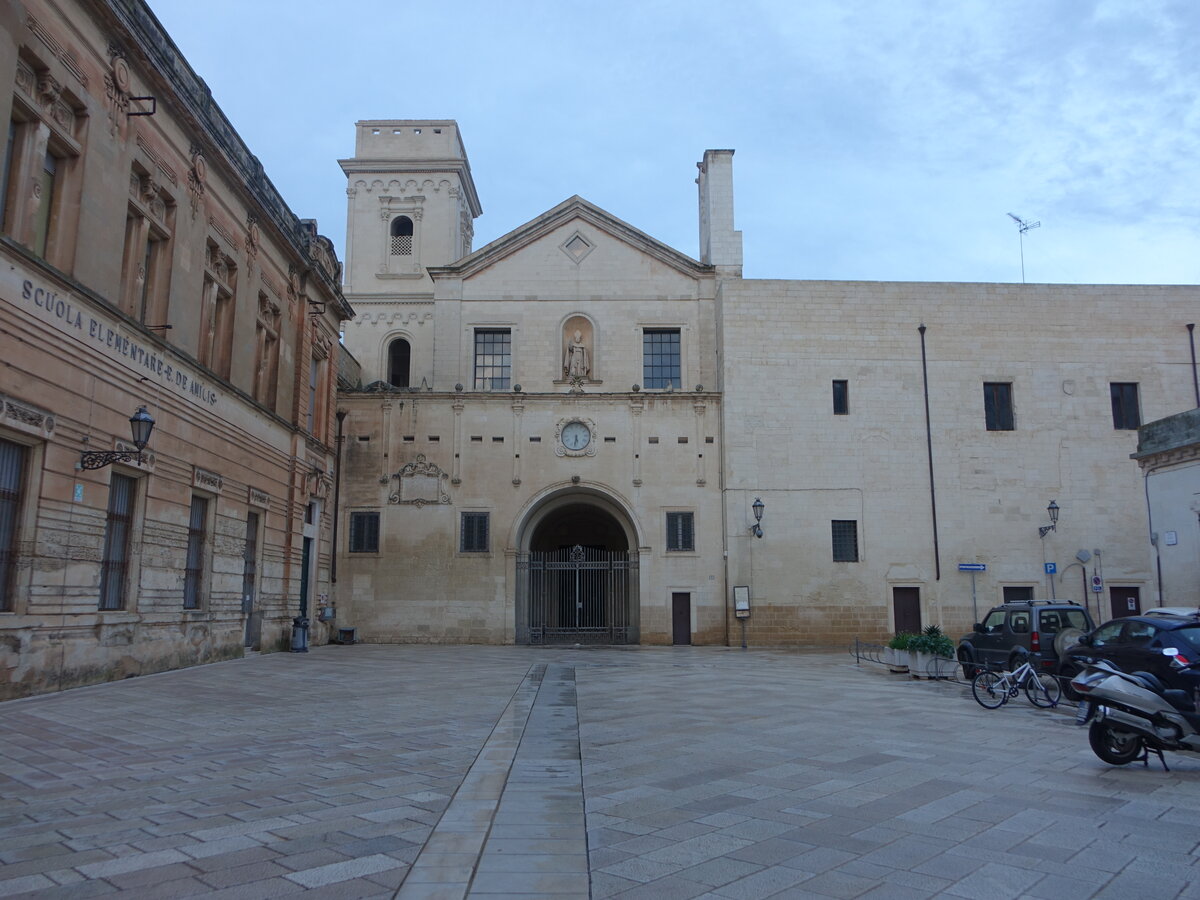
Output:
[
  {"xmin": 1058, "ymin": 613, "xmax": 1200, "ymax": 701},
  {"xmin": 957, "ymin": 600, "xmax": 1094, "ymax": 677}
]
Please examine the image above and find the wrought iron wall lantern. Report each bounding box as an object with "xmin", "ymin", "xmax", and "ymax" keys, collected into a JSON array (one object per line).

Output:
[
  {"xmin": 750, "ymin": 496, "xmax": 765, "ymax": 539},
  {"xmin": 1038, "ymin": 500, "xmax": 1060, "ymax": 539},
  {"xmin": 79, "ymin": 406, "xmax": 155, "ymax": 470}
]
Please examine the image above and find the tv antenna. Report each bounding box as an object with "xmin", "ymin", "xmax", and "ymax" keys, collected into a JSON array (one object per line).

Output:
[{"xmin": 1007, "ymin": 212, "xmax": 1040, "ymax": 283}]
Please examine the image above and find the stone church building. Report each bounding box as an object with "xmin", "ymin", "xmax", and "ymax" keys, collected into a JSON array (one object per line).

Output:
[{"xmin": 333, "ymin": 120, "xmax": 1200, "ymax": 648}]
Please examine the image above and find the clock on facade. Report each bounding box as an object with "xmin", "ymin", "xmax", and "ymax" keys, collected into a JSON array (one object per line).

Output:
[{"xmin": 561, "ymin": 420, "xmax": 591, "ymax": 451}]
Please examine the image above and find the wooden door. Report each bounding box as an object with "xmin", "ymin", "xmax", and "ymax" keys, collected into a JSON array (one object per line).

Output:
[
  {"xmin": 893, "ymin": 587, "xmax": 921, "ymax": 634},
  {"xmin": 671, "ymin": 592, "xmax": 691, "ymax": 645},
  {"xmin": 1109, "ymin": 586, "xmax": 1141, "ymax": 619}
]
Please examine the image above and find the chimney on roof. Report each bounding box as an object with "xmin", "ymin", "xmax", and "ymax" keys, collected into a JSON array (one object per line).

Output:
[{"xmin": 696, "ymin": 149, "xmax": 743, "ymax": 275}]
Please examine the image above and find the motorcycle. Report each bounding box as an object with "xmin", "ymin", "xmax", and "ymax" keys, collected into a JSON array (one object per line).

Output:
[{"xmin": 1071, "ymin": 650, "xmax": 1200, "ymax": 771}]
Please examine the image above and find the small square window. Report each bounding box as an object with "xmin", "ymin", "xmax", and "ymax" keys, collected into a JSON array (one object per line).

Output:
[
  {"xmin": 349, "ymin": 511, "xmax": 380, "ymax": 553},
  {"xmin": 461, "ymin": 512, "xmax": 489, "ymax": 552},
  {"xmin": 666, "ymin": 512, "xmax": 694, "ymax": 552},
  {"xmin": 984, "ymin": 382, "xmax": 1014, "ymax": 431},
  {"xmin": 1110, "ymin": 383, "xmax": 1140, "ymax": 430},
  {"xmin": 832, "ymin": 520, "xmax": 859, "ymax": 562},
  {"xmin": 832, "ymin": 380, "xmax": 849, "ymax": 415}
]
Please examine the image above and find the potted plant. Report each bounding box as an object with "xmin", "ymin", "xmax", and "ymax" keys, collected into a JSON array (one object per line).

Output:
[
  {"xmin": 908, "ymin": 625, "xmax": 955, "ymax": 679},
  {"xmin": 886, "ymin": 632, "xmax": 915, "ymax": 673}
]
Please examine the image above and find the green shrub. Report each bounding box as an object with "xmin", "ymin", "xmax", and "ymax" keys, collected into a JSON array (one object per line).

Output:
[
  {"xmin": 887, "ymin": 632, "xmax": 916, "ymax": 650},
  {"xmin": 908, "ymin": 624, "xmax": 955, "ymax": 657}
]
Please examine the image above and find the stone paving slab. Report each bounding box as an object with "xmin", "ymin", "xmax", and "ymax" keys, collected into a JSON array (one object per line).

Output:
[{"xmin": 3, "ymin": 645, "xmax": 1200, "ymax": 898}]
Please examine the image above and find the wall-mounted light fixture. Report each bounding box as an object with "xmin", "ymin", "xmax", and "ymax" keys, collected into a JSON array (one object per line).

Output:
[
  {"xmin": 79, "ymin": 406, "xmax": 155, "ymax": 470},
  {"xmin": 750, "ymin": 496, "xmax": 764, "ymax": 539},
  {"xmin": 1038, "ymin": 500, "xmax": 1060, "ymax": 538}
]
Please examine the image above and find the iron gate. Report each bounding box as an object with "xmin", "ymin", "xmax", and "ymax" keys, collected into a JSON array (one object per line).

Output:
[{"xmin": 520, "ymin": 545, "xmax": 635, "ymax": 644}]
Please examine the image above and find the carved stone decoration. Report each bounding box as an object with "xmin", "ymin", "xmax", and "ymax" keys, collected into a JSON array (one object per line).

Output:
[
  {"xmin": 187, "ymin": 145, "xmax": 207, "ymax": 217},
  {"xmin": 388, "ymin": 454, "xmax": 450, "ymax": 506},
  {"xmin": 103, "ymin": 51, "xmax": 130, "ymax": 136},
  {"xmin": 245, "ymin": 214, "xmax": 260, "ymax": 261},
  {"xmin": 1, "ymin": 394, "xmax": 55, "ymax": 438}
]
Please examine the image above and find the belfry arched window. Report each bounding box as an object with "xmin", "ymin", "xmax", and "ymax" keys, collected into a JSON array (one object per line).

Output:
[
  {"xmin": 388, "ymin": 338, "xmax": 411, "ymax": 388},
  {"xmin": 390, "ymin": 216, "xmax": 414, "ymax": 256}
]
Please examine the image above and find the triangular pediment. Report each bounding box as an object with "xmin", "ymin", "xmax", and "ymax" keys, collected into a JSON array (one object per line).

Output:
[{"xmin": 427, "ymin": 196, "xmax": 712, "ymax": 281}]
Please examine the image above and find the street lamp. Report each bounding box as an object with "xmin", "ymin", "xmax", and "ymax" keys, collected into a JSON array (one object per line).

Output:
[
  {"xmin": 750, "ymin": 497, "xmax": 764, "ymax": 539},
  {"xmin": 1038, "ymin": 500, "xmax": 1059, "ymax": 539},
  {"xmin": 80, "ymin": 406, "xmax": 156, "ymax": 470}
]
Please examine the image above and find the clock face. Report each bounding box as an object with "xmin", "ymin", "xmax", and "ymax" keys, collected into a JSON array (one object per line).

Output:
[{"xmin": 561, "ymin": 420, "xmax": 591, "ymax": 451}]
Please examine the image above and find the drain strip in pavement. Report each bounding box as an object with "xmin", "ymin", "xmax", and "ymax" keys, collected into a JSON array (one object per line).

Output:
[{"xmin": 396, "ymin": 662, "xmax": 589, "ymax": 899}]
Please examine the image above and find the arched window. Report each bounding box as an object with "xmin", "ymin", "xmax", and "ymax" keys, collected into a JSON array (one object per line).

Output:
[
  {"xmin": 388, "ymin": 338, "xmax": 411, "ymax": 388},
  {"xmin": 389, "ymin": 216, "xmax": 413, "ymax": 256}
]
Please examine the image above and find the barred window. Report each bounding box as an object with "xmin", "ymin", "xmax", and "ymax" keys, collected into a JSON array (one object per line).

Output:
[
  {"xmin": 390, "ymin": 215, "xmax": 414, "ymax": 256},
  {"xmin": 183, "ymin": 495, "xmax": 208, "ymax": 609},
  {"xmin": 461, "ymin": 512, "xmax": 489, "ymax": 553},
  {"xmin": 666, "ymin": 512, "xmax": 694, "ymax": 552},
  {"xmin": 642, "ymin": 328, "xmax": 681, "ymax": 390},
  {"xmin": 473, "ymin": 329, "xmax": 511, "ymax": 391},
  {"xmin": 832, "ymin": 380, "xmax": 849, "ymax": 415},
  {"xmin": 1110, "ymin": 383, "xmax": 1140, "ymax": 430},
  {"xmin": 832, "ymin": 520, "xmax": 859, "ymax": 562},
  {"xmin": 349, "ymin": 511, "xmax": 380, "ymax": 553},
  {"xmin": 984, "ymin": 382, "xmax": 1014, "ymax": 431},
  {"xmin": 0, "ymin": 438, "xmax": 26, "ymax": 611},
  {"xmin": 100, "ymin": 474, "xmax": 136, "ymax": 610}
]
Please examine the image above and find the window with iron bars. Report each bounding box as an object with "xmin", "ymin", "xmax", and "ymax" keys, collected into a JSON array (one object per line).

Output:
[{"xmin": 831, "ymin": 520, "xmax": 859, "ymax": 562}]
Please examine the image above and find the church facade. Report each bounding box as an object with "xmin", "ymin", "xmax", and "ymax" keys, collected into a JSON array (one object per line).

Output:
[{"xmin": 334, "ymin": 121, "xmax": 1200, "ymax": 647}]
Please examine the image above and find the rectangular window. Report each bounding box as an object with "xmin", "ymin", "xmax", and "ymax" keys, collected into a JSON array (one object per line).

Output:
[
  {"xmin": 31, "ymin": 148, "xmax": 58, "ymax": 258},
  {"xmin": 1111, "ymin": 383, "xmax": 1140, "ymax": 430},
  {"xmin": 183, "ymin": 495, "xmax": 208, "ymax": 609},
  {"xmin": 0, "ymin": 120, "xmax": 15, "ymax": 233},
  {"xmin": 832, "ymin": 380, "xmax": 849, "ymax": 415},
  {"xmin": 460, "ymin": 512, "xmax": 489, "ymax": 552},
  {"xmin": 832, "ymin": 520, "xmax": 859, "ymax": 562},
  {"xmin": 99, "ymin": 474, "xmax": 135, "ymax": 610},
  {"xmin": 120, "ymin": 172, "xmax": 174, "ymax": 323},
  {"xmin": 983, "ymin": 382, "xmax": 1014, "ymax": 431},
  {"xmin": 642, "ymin": 328, "xmax": 681, "ymax": 390},
  {"xmin": 473, "ymin": 329, "xmax": 511, "ymax": 390},
  {"xmin": 199, "ymin": 242, "xmax": 236, "ymax": 379},
  {"xmin": 0, "ymin": 438, "xmax": 27, "ymax": 611},
  {"xmin": 349, "ymin": 511, "xmax": 380, "ymax": 553},
  {"xmin": 666, "ymin": 511, "xmax": 694, "ymax": 552}
]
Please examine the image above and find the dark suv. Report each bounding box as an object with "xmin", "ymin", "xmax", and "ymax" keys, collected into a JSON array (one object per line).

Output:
[
  {"xmin": 1057, "ymin": 612, "xmax": 1200, "ymax": 700},
  {"xmin": 957, "ymin": 600, "xmax": 1094, "ymax": 677}
]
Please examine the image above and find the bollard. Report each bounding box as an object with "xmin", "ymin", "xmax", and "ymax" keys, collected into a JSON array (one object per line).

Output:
[{"xmin": 290, "ymin": 616, "xmax": 309, "ymax": 653}]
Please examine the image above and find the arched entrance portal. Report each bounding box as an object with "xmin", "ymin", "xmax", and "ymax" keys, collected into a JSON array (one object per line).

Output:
[{"xmin": 517, "ymin": 497, "xmax": 638, "ymax": 644}]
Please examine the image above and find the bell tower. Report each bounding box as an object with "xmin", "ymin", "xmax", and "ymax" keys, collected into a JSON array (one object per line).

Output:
[
  {"xmin": 340, "ymin": 120, "xmax": 481, "ymax": 295},
  {"xmin": 339, "ymin": 121, "xmax": 481, "ymax": 386}
]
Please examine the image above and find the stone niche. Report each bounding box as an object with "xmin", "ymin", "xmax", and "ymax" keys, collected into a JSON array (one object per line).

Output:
[{"xmin": 561, "ymin": 315, "xmax": 595, "ymax": 383}]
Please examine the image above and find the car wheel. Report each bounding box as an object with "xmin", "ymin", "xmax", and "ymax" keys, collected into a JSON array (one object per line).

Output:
[{"xmin": 957, "ymin": 648, "xmax": 976, "ymax": 679}]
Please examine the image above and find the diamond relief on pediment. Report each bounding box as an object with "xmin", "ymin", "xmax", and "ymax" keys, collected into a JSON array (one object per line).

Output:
[{"xmin": 560, "ymin": 231, "xmax": 595, "ymax": 265}]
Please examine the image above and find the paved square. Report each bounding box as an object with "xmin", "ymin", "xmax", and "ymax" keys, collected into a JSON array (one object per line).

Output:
[{"xmin": 1, "ymin": 645, "xmax": 1198, "ymax": 898}]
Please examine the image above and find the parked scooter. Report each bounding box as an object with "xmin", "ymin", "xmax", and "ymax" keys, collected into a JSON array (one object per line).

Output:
[{"xmin": 1071, "ymin": 651, "xmax": 1200, "ymax": 770}]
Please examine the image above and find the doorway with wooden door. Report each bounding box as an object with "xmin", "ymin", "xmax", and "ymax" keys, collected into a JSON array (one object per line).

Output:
[
  {"xmin": 1109, "ymin": 586, "xmax": 1141, "ymax": 619},
  {"xmin": 671, "ymin": 592, "xmax": 691, "ymax": 645},
  {"xmin": 893, "ymin": 586, "xmax": 921, "ymax": 634}
]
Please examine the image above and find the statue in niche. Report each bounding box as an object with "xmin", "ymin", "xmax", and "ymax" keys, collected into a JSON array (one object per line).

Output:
[{"xmin": 563, "ymin": 330, "xmax": 590, "ymax": 379}]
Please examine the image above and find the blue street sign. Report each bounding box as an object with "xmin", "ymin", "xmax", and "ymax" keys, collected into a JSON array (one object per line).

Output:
[
  {"xmin": 958, "ymin": 563, "xmax": 986, "ymax": 572},
  {"xmin": 1045, "ymin": 562, "xmax": 1057, "ymax": 574}
]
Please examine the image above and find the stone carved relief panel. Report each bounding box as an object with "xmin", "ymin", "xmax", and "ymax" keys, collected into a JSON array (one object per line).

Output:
[{"xmin": 389, "ymin": 454, "xmax": 450, "ymax": 506}]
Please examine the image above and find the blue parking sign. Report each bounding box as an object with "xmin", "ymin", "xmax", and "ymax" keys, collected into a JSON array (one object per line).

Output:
[{"xmin": 1044, "ymin": 562, "xmax": 1057, "ymax": 574}]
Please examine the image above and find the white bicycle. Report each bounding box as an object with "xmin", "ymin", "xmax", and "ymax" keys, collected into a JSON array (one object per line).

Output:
[{"xmin": 971, "ymin": 658, "xmax": 1062, "ymax": 710}]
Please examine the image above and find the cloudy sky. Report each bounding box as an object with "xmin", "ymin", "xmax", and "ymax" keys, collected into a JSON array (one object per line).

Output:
[{"xmin": 150, "ymin": 0, "xmax": 1200, "ymax": 285}]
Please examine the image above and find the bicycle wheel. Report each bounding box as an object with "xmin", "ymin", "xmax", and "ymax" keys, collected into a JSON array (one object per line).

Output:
[
  {"xmin": 1024, "ymin": 670, "xmax": 1062, "ymax": 708},
  {"xmin": 971, "ymin": 670, "xmax": 1007, "ymax": 709}
]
